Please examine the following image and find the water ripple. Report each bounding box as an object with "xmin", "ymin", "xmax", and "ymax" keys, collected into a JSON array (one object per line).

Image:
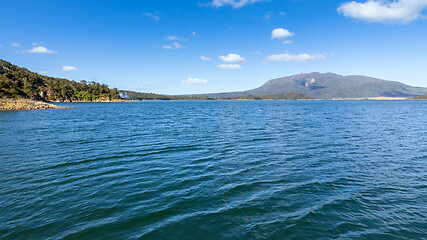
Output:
[{"xmin": 0, "ymin": 100, "xmax": 426, "ymax": 239}]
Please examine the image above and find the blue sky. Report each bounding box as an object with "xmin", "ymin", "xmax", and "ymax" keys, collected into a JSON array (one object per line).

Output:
[{"xmin": 1, "ymin": 0, "xmax": 427, "ymax": 94}]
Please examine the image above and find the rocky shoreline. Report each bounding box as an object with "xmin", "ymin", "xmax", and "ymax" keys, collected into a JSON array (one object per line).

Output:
[{"xmin": 0, "ymin": 99, "xmax": 73, "ymax": 111}]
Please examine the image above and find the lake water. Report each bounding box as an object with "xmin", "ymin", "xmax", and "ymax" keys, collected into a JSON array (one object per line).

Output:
[{"xmin": 0, "ymin": 100, "xmax": 426, "ymax": 239}]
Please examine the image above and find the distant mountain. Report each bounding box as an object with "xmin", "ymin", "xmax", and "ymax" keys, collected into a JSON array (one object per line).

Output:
[
  {"xmin": 0, "ymin": 59, "xmax": 121, "ymax": 102},
  {"xmin": 201, "ymin": 73, "xmax": 427, "ymax": 99}
]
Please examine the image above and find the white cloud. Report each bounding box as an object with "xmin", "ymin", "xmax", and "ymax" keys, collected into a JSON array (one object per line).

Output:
[
  {"xmin": 338, "ymin": 0, "xmax": 427, "ymax": 23},
  {"xmin": 143, "ymin": 12, "xmax": 160, "ymax": 21},
  {"xmin": 271, "ymin": 28, "xmax": 294, "ymax": 39},
  {"xmin": 11, "ymin": 42, "xmax": 21, "ymax": 47},
  {"xmin": 162, "ymin": 42, "xmax": 183, "ymax": 49},
  {"xmin": 200, "ymin": 56, "xmax": 212, "ymax": 61},
  {"xmin": 40, "ymin": 71, "xmax": 48, "ymax": 74},
  {"xmin": 265, "ymin": 53, "xmax": 325, "ymax": 62},
  {"xmin": 62, "ymin": 66, "xmax": 78, "ymax": 71},
  {"xmin": 181, "ymin": 78, "xmax": 209, "ymax": 84},
  {"xmin": 279, "ymin": 11, "xmax": 286, "ymax": 16},
  {"xmin": 208, "ymin": 0, "xmax": 263, "ymax": 8},
  {"xmin": 217, "ymin": 64, "xmax": 242, "ymax": 69},
  {"xmin": 218, "ymin": 53, "xmax": 245, "ymax": 62},
  {"xmin": 25, "ymin": 46, "xmax": 58, "ymax": 54}
]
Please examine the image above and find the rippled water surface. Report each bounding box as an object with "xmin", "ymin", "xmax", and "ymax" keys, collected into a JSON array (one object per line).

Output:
[{"xmin": 1, "ymin": 100, "xmax": 426, "ymax": 239}]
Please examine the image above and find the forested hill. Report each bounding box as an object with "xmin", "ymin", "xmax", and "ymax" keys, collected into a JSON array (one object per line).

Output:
[{"xmin": 0, "ymin": 59, "xmax": 121, "ymax": 102}]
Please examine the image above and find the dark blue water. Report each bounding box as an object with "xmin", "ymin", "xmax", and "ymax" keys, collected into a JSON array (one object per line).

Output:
[{"xmin": 0, "ymin": 100, "xmax": 426, "ymax": 239}]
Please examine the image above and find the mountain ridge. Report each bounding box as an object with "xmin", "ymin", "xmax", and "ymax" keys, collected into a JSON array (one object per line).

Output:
[{"xmin": 197, "ymin": 72, "xmax": 427, "ymax": 99}]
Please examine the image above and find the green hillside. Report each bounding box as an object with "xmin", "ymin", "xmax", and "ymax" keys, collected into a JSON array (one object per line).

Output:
[{"xmin": 0, "ymin": 59, "xmax": 121, "ymax": 102}]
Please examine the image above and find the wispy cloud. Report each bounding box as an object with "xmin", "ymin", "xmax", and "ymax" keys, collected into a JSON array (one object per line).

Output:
[
  {"xmin": 143, "ymin": 12, "xmax": 160, "ymax": 21},
  {"xmin": 24, "ymin": 46, "xmax": 58, "ymax": 54},
  {"xmin": 218, "ymin": 53, "xmax": 245, "ymax": 63},
  {"xmin": 217, "ymin": 64, "xmax": 242, "ymax": 69},
  {"xmin": 265, "ymin": 53, "xmax": 325, "ymax": 62},
  {"xmin": 162, "ymin": 45, "xmax": 173, "ymax": 49},
  {"xmin": 181, "ymin": 78, "xmax": 209, "ymax": 84},
  {"xmin": 263, "ymin": 11, "xmax": 272, "ymax": 20},
  {"xmin": 338, "ymin": 0, "xmax": 427, "ymax": 24},
  {"xmin": 165, "ymin": 35, "xmax": 180, "ymax": 41},
  {"xmin": 62, "ymin": 66, "xmax": 78, "ymax": 71},
  {"xmin": 263, "ymin": 11, "xmax": 286, "ymax": 20},
  {"xmin": 162, "ymin": 42, "xmax": 183, "ymax": 49},
  {"xmin": 40, "ymin": 71, "xmax": 48, "ymax": 74},
  {"xmin": 205, "ymin": 0, "xmax": 264, "ymax": 8},
  {"xmin": 165, "ymin": 35, "xmax": 188, "ymax": 42},
  {"xmin": 11, "ymin": 42, "xmax": 21, "ymax": 47},
  {"xmin": 192, "ymin": 31, "xmax": 200, "ymax": 38},
  {"xmin": 32, "ymin": 41, "xmax": 44, "ymax": 46},
  {"xmin": 200, "ymin": 56, "xmax": 212, "ymax": 61}
]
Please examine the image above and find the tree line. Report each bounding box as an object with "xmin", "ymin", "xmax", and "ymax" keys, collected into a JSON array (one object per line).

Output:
[{"xmin": 119, "ymin": 90, "xmax": 314, "ymax": 101}]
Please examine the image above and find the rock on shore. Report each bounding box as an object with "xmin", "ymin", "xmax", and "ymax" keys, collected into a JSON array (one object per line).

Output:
[{"xmin": 0, "ymin": 99, "xmax": 73, "ymax": 111}]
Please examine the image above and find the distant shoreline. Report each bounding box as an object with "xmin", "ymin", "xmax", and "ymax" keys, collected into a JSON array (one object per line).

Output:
[
  {"xmin": 46, "ymin": 99, "xmax": 131, "ymax": 103},
  {"xmin": 343, "ymin": 97, "xmax": 409, "ymax": 100},
  {"xmin": 1, "ymin": 97, "xmax": 425, "ymax": 111}
]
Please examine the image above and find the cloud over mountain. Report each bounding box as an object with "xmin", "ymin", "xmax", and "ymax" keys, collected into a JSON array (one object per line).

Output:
[
  {"xmin": 181, "ymin": 78, "xmax": 208, "ymax": 84},
  {"xmin": 266, "ymin": 53, "xmax": 325, "ymax": 62},
  {"xmin": 217, "ymin": 64, "xmax": 242, "ymax": 69}
]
